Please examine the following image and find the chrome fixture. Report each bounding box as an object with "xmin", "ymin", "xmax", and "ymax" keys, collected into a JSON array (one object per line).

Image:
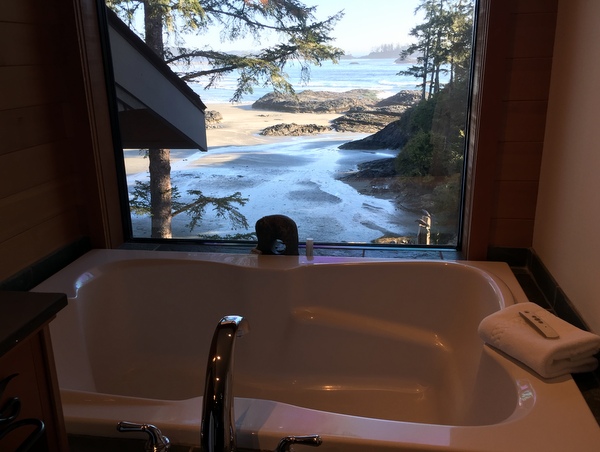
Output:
[
  {"xmin": 201, "ymin": 315, "xmax": 250, "ymax": 452},
  {"xmin": 117, "ymin": 421, "xmax": 170, "ymax": 451},
  {"xmin": 254, "ymin": 214, "xmax": 299, "ymax": 255},
  {"xmin": 275, "ymin": 435, "xmax": 323, "ymax": 452}
]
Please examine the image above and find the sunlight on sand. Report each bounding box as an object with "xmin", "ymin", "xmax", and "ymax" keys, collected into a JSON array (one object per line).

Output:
[{"xmin": 123, "ymin": 103, "xmax": 414, "ymax": 242}]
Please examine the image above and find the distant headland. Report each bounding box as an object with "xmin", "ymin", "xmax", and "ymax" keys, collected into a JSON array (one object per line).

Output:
[{"xmin": 341, "ymin": 43, "xmax": 417, "ymax": 63}]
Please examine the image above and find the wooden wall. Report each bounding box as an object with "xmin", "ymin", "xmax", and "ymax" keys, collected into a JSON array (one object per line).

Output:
[
  {"xmin": 464, "ymin": 0, "xmax": 557, "ymax": 259},
  {"xmin": 490, "ymin": 0, "xmax": 557, "ymax": 248},
  {"xmin": 0, "ymin": 0, "xmax": 123, "ymax": 283},
  {"xmin": 0, "ymin": 0, "xmax": 559, "ymax": 282}
]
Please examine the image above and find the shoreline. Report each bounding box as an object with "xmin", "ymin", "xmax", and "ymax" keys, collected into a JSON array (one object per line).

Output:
[
  {"xmin": 205, "ymin": 103, "xmax": 344, "ymax": 147},
  {"xmin": 121, "ymin": 103, "xmax": 454, "ymax": 243},
  {"xmin": 124, "ymin": 103, "xmax": 356, "ymax": 175}
]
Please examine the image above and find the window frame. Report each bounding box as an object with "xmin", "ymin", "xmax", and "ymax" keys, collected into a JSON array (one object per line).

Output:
[{"xmin": 75, "ymin": 0, "xmax": 504, "ymax": 258}]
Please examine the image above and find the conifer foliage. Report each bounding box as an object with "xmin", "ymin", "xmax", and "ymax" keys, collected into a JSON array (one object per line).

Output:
[
  {"xmin": 398, "ymin": 0, "xmax": 474, "ymax": 100},
  {"xmin": 106, "ymin": 0, "xmax": 343, "ymax": 238}
]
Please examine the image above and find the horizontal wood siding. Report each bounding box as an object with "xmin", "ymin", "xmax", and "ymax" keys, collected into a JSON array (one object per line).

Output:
[
  {"xmin": 0, "ymin": 0, "xmax": 559, "ymax": 272},
  {"xmin": 488, "ymin": 0, "xmax": 557, "ymax": 248},
  {"xmin": 0, "ymin": 0, "xmax": 93, "ymax": 281}
]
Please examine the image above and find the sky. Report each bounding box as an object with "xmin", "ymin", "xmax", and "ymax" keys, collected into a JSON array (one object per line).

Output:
[{"xmin": 180, "ymin": 0, "xmax": 423, "ymax": 56}]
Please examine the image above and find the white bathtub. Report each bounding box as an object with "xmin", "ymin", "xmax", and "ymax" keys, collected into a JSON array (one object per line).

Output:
[{"xmin": 34, "ymin": 249, "xmax": 600, "ymax": 451}]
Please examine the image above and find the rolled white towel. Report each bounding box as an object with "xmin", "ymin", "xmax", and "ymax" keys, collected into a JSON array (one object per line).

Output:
[{"xmin": 478, "ymin": 302, "xmax": 600, "ymax": 378}]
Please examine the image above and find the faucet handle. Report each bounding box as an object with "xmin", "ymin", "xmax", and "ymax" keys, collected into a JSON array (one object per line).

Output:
[
  {"xmin": 117, "ymin": 421, "xmax": 170, "ymax": 452},
  {"xmin": 275, "ymin": 434, "xmax": 322, "ymax": 452}
]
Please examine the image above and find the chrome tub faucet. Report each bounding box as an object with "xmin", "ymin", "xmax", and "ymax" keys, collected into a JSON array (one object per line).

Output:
[
  {"xmin": 117, "ymin": 421, "xmax": 170, "ymax": 451},
  {"xmin": 201, "ymin": 315, "xmax": 250, "ymax": 452},
  {"xmin": 200, "ymin": 315, "xmax": 323, "ymax": 452},
  {"xmin": 275, "ymin": 435, "xmax": 323, "ymax": 451}
]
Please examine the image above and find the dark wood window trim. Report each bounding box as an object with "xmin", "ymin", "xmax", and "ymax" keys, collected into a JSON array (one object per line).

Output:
[
  {"xmin": 462, "ymin": 0, "xmax": 512, "ymax": 260},
  {"xmin": 74, "ymin": 0, "xmax": 508, "ymax": 255}
]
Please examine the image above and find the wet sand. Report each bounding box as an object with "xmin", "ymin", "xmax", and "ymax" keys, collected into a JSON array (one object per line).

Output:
[{"xmin": 124, "ymin": 103, "xmax": 344, "ymax": 175}]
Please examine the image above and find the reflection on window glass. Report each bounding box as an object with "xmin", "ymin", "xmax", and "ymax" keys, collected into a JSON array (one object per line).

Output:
[{"xmin": 106, "ymin": 0, "xmax": 476, "ymax": 247}]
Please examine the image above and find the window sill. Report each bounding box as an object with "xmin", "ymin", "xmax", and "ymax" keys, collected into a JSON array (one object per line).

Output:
[{"xmin": 119, "ymin": 241, "xmax": 462, "ymax": 261}]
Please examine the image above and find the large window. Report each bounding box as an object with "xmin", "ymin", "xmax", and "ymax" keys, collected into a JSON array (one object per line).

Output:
[{"xmin": 104, "ymin": 0, "xmax": 477, "ymax": 248}]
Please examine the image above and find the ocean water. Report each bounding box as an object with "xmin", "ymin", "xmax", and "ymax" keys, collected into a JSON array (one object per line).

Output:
[{"xmin": 188, "ymin": 58, "xmax": 420, "ymax": 104}]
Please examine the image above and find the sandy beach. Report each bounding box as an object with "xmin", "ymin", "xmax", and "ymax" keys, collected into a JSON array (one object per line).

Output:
[
  {"xmin": 123, "ymin": 104, "xmax": 416, "ymax": 242},
  {"xmin": 124, "ymin": 103, "xmax": 346, "ymax": 174},
  {"xmin": 205, "ymin": 103, "xmax": 344, "ymax": 147}
]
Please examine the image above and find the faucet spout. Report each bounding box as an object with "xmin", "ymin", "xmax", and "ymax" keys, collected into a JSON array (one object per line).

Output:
[{"xmin": 201, "ymin": 316, "xmax": 250, "ymax": 452}]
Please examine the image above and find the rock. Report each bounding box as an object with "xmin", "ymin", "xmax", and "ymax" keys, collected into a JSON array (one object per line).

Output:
[
  {"xmin": 252, "ymin": 89, "xmax": 380, "ymax": 113},
  {"xmin": 252, "ymin": 89, "xmax": 421, "ymax": 136},
  {"xmin": 338, "ymin": 119, "xmax": 411, "ymax": 150},
  {"xmin": 204, "ymin": 110, "xmax": 223, "ymax": 129},
  {"xmin": 336, "ymin": 90, "xmax": 422, "ymax": 148},
  {"xmin": 260, "ymin": 123, "xmax": 332, "ymax": 136},
  {"xmin": 338, "ymin": 158, "xmax": 397, "ymax": 181},
  {"xmin": 331, "ymin": 106, "xmax": 408, "ymax": 133},
  {"xmin": 331, "ymin": 90, "xmax": 420, "ymax": 134},
  {"xmin": 375, "ymin": 90, "xmax": 421, "ymax": 107},
  {"xmin": 331, "ymin": 112, "xmax": 388, "ymax": 133}
]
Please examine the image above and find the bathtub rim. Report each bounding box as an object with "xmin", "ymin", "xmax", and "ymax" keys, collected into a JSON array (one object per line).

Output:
[
  {"xmin": 57, "ymin": 351, "xmax": 597, "ymax": 452},
  {"xmin": 34, "ymin": 248, "xmax": 526, "ymax": 303},
  {"xmin": 32, "ymin": 249, "xmax": 600, "ymax": 451}
]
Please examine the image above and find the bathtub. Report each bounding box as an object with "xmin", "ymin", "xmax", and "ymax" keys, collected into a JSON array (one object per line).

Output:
[{"xmin": 33, "ymin": 249, "xmax": 600, "ymax": 451}]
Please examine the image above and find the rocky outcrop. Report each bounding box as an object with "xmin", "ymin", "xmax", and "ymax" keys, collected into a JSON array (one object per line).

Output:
[
  {"xmin": 338, "ymin": 116, "xmax": 411, "ymax": 150},
  {"xmin": 338, "ymin": 158, "xmax": 397, "ymax": 182},
  {"xmin": 252, "ymin": 89, "xmax": 380, "ymax": 113},
  {"xmin": 204, "ymin": 110, "xmax": 223, "ymax": 129},
  {"xmin": 260, "ymin": 123, "xmax": 332, "ymax": 136},
  {"xmin": 331, "ymin": 105, "xmax": 408, "ymax": 133},
  {"xmin": 251, "ymin": 89, "xmax": 421, "ymax": 136},
  {"xmin": 331, "ymin": 91, "xmax": 421, "ymax": 133},
  {"xmin": 375, "ymin": 90, "xmax": 421, "ymax": 107},
  {"xmin": 336, "ymin": 91, "xmax": 425, "ymax": 148}
]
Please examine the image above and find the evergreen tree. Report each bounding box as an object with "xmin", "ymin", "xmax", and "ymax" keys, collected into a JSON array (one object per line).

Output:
[
  {"xmin": 398, "ymin": 0, "xmax": 473, "ymax": 100},
  {"xmin": 446, "ymin": 0, "xmax": 474, "ymax": 85},
  {"xmin": 393, "ymin": 0, "xmax": 474, "ymax": 232},
  {"xmin": 106, "ymin": 0, "xmax": 343, "ymax": 238}
]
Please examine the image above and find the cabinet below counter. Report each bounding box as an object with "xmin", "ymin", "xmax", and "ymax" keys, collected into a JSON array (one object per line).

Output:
[{"xmin": 0, "ymin": 291, "xmax": 68, "ymax": 452}]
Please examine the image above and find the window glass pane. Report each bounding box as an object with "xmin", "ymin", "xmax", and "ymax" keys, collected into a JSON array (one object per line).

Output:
[{"xmin": 106, "ymin": 0, "xmax": 476, "ymax": 247}]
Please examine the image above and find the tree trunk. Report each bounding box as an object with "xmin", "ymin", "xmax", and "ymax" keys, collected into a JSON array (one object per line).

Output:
[
  {"xmin": 421, "ymin": 43, "xmax": 430, "ymax": 101},
  {"xmin": 144, "ymin": 0, "xmax": 164, "ymax": 58},
  {"xmin": 144, "ymin": 1, "xmax": 171, "ymax": 238},
  {"xmin": 149, "ymin": 148, "xmax": 172, "ymax": 238}
]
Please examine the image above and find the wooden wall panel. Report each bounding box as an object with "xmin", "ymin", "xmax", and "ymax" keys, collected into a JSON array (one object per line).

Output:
[
  {"xmin": 504, "ymin": 58, "xmax": 553, "ymax": 100},
  {"xmin": 514, "ymin": 0, "xmax": 558, "ymax": 14},
  {"xmin": 510, "ymin": 12, "xmax": 557, "ymax": 58},
  {"xmin": 0, "ymin": 0, "xmax": 559, "ymax": 272},
  {"xmin": 486, "ymin": 2, "xmax": 557, "ymax": 251},
  {"xmin": 0, "ymin": 143, "xmax": 72, "ymax": 197},
  {"xmin": 0, "ymin": 66, "xmax": 65, "ymax": 110},
  {"xmin": 495, "ymin": 142, "xmax": 543, "ymax": 181},
  {"xmin": 0, "ymin": 104, "xmax": 68, "ymax": 156},
  {"xmin": 0, "ymin": 180, "xmax": 76, "ymax": 243},
  {"xmin": 0, "ymin": 0, "xmax": 59, "ymax": 24},
  {"xmin": 500, "ymin": 101, "xmax": 549, "ymax": 142},
  {"xmin": 0, "ymin": 0, "xmax": 102, "ymax": 282},
  {"xmin": 0, "ymin": 211, "xmax": 83, "ymax": 281},
  {"xmin": 0, "ymin": 23, "xmax": 62, "ymax": 64},
  {"xmin": 492, "ymin": 180, "xmax": 539, "ymax": 218},
  {"xmin": 1, "ymin": 0, "xmax": 125, "ymax": 283},
  {"xmin": 489, "ymin": 218, "xmax": 535, "ymax": 248}
]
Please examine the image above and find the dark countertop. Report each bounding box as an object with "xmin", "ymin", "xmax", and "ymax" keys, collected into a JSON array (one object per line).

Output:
[{"xmin": 0, "ymin": 291, "xmax": 68, "ymax": 356}]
